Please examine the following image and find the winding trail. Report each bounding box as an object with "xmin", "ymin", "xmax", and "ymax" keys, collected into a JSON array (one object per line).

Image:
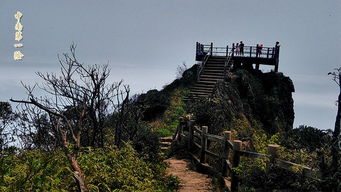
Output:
[{"xmin": 165, "ymin": 157, "xmax": 212, "ymax": 192}]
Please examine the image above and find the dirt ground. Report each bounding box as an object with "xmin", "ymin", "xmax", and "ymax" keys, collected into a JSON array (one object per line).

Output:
[{"xmin": 165, "ymin": 157, "xmax": 213, "ymax": 192}]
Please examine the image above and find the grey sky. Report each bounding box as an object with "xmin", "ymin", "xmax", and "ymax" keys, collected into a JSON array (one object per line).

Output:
[{"xmin": 0, "ymin": 0, "xmax": 340, "ymax": 130}]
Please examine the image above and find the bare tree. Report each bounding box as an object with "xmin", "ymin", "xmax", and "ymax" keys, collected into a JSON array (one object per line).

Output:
[
  {"xmin": 328, "ymin": 67, "xmax": 341, "ymax": 172},
  {"xmin": 11, "ymin": 44, "xmax": 129, "ymax": 192}
]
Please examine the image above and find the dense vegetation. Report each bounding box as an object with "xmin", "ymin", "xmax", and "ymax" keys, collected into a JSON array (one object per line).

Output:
[{"xmin": 0, "ymin": 145, "xmax": 177, "ymax": 192}]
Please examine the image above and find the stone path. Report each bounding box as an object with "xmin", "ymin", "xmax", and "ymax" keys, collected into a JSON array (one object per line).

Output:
[{"xmin": 165, "ymin": 157, "xmax": 212, "ymax": 192}]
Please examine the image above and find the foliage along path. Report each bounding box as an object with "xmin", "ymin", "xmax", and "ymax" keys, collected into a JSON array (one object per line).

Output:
[{"xmin": 165, "ymin": 157, "xmax": 212, "ymax": 192}]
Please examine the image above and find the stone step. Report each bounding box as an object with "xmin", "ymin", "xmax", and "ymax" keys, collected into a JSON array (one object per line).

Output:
[
  {"xmin": 190, "ymin": 91, "xmax": 211, "ymax": 96},
  {"xmin": 203, "ymin": 69, "xmax": 224, "ymax": 72},
  {"xmin": 192, "ymin": 84, "xmax": 214, "ymax": 89},
  {"xmin": 190, "ymin": 86, "xmax": 213, "ymax": 91},
  {"xmin": 160, "ymin": 136, "xmax": 173, "ymax": 142},
  {"xmin": 197, "ymin": 80, "xmax": 217, "ymax": 85},
  {"xmin": 200, "ymin": 74, "xmax": 225, "ymax": 78},
  {"xmin": 204, "ymin": 64, "xmax": 225, "ymax": 67},
  {"xmin": 203, "ymin": 67, "xmax": 225, "ymax": 71},
  {"xmin": 190, "ymin": 89, "xmax": 212, "ymax": 94},
  {"xmin": 161, "ymin": 141, "xmax": 172, "ymax": 146},
  {"xmin": 199, "ymin": 78, "xmax": 220, "ymax": 83},
  {"xmin": 161, "ymin": 146, "xmax": 170, "ymax": 150}
]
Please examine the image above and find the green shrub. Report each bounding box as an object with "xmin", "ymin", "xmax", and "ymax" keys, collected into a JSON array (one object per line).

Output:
[
  {"xmin": 0, "ymin": 144, "xmax": 178, "ymax": 192},
  {"xmin": 149, "ymin": 88, "xmax": 188, "ymax": 136}
]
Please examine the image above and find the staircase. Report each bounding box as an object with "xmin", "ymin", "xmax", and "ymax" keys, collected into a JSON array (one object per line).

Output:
[
  {"xmin": 160, "ymin": 136, "xmax": 173, "ymax": 151},
  {"xmin": 189, "ymin": 56, "xmax": 233, "ymax": 99}
]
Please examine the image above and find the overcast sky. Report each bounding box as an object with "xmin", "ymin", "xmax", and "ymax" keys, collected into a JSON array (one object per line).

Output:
[{"xmin": 0, "ymin": 0, "xmax": 340, "ymax": 130}]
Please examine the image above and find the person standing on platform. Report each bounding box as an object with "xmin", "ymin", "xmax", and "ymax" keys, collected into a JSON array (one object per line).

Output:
[
  {"xmin": 259, "ymin": 44, "xmax": 263, "ymax": 56},
  {"xmin": 240, "ymin": 41, "xmax": 244, "ymax": 56},
  {"xmin": 235, "ymin": 43, "xmax": 240, "ymax": 55}
]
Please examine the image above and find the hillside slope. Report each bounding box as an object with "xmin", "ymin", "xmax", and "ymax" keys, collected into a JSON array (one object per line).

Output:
[{"xmin": 139, "ymin": 64, "xmax": 295, "ymax": 137}]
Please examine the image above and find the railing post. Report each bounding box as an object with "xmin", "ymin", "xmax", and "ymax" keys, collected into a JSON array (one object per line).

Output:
[
  {"xmin": 231, "ymin": 140, "xmax": 242, "ymax": 192},
  {"xmin": 268, "ymin": 144, "xmax": 279, "ymax": 162},
  {"xmin": 267, "ymin": 47, "xmax": 270, "ymax": 58},
  {"xmin": 226, "ymin": 45, "xmax": 228, "ymax": 57},
  {"xmin": 210, "ymin": 43, "xmax": 213, "ymax": 55},
  {"xmin": 200, "ymin": 126, "xmax": 208, "ymax": 163},
  {"xmin": 221, "ymin": 131, "xmax": 232, "ymax": 176},
  {"xmin": 174, "ymin": 117, "xmax": 184, "ymax": 142},
  {"xmin": 188, "ymin": 120, "xmax": 194, "ymax": 151},
  {"xmin": 181, "ymin": 117, "xmax": 186, "ymax": 141},
  {"xmin": 232, "ymin": 43, "xmax": 235, "ymax": 57},
  {"xmin": 249, "ymin": 46, "xmax": 252, "ymax": 57}
]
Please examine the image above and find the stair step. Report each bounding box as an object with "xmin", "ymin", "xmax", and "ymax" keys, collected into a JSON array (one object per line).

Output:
[
  {"xmin": 204, "ymin": 64, "xmax": 225, "ymax": 67},
  {"xmin": 206, "ymin": 61, "xmax": 225, "ymax": 64},
  {"xmin": 190, "ymin": 93, "xmax": 212, "ymax": 97},
  {"xmin": 193, "ymin": 84, "xmax": 214, "ymax": 88},
  {"xmin": 203, "ymin": 69, "xmax": 224, "ymax": 72},
  {"xmin": 199, "ymin": 79, "xmax": 220, "ymax": 83},
  {"xmin": 191, "ymin": 89, "xmax": 213, "ymax": 93},
  {"xmin": 160, "ymin": 136, "xmax": 173, "ymax": 142},
  {"xmin": 160, "ymin": 146, "xmax": 170, "ymax": 150},
  {"xmin": 197, "ymin": 81, "xmax": 217, "ymax": 85},
  {"xmin": 192, "ymin": 84, "xmax": 215, "ymax": 88},
  {"xmin": 161, "ymin": 142, "xmax": 172, "ymax": 146},
  {"xmin": 191, "ymin": 86, "xmax": 213, "ymax": 90},
  {"xmin": 204, "ymin": 67, "xmax": 224, "ymax": 70},
  {"xmin": 200, "ymin": 74, "xmax": 224, "ymax": 78},
  {"xmin": 190, "ymin": 90, "xmax": 211, "ymax": 94}
]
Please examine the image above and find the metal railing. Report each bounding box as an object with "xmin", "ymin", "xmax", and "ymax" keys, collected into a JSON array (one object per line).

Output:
[
  {"xmin": 197, "ymin": 43, "xmax": 212, "ymax": 81},
  {"xmin": 231, "ymin": 45, "xmax": 277, "ymax": 59},
  {"xmin": 196, "ymin": 42, "xmax": 280, "ymax": 60}
]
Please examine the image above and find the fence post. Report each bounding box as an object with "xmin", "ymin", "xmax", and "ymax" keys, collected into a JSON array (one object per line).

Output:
[
  {"xmin": 268, "ymin": 144, "xmax": 279, "ymax": 162},
  {"xmin": 210, "ymin": 43, "xmax": 213, "ymax": 55},
  {"xmin": 221, "ymin": 131, "xmax": 232, "ymax": 176},
  {"xmin": 175, "ymin": 117, "xmax": 184, "ymax": 142},
  {"xmin": 187, "ymin": 120, "xmax": 194, "ymax": 151},
  {"xmin": 249, "ymin": 46, "xmax": 252, "ymax": 57},
  {"xmin": 200, "ymin": 126, "xmax": 208, "ymax": 163},
  {"xmin": 226, "ymin": 45, "xmax": 229, "ymax": 57},
  {"xmin": 231, "ymin": 140, "xmax": 242, "ymax": 192}
]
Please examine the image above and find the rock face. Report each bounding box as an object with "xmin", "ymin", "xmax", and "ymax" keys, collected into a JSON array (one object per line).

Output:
[
  {"xmin": 228, "ymin": 69, "xmax": 295, "ymax": 134},
  {"xmin": 190, "ymin": 67, "xmax": 295, "ymax": 135}
]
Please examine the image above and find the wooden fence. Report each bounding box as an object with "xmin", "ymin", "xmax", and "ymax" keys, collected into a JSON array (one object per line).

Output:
[{"xmin": 173, "ymin": 117, "xmax": 319, "ymax": 192}]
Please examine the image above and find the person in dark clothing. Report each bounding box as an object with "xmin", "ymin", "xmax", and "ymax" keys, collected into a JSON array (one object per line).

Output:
[{"xmin": 239, "ymin": 41, "xmax": 244, "ymax": 55}]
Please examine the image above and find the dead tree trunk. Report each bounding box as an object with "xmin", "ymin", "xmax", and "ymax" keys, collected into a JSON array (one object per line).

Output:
[{"xmin": 57, "ymin": 119, "xmax": 88, "ymax": 192}]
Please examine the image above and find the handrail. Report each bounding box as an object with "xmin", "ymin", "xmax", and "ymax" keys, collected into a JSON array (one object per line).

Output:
[
  {"xmin": 197, "ymin": 43, "xmax": 279, "ymax": 59},
  {"xmin": 175, "ymin": 117, "xmax": 319, "ymax": 192},
  {"xmin": 224, "ymin": 51, "xmax": 233, "ymax": 75},
  {"xmin": 197, "ymin": 46, "xmax": 212, "ymax": 81}
]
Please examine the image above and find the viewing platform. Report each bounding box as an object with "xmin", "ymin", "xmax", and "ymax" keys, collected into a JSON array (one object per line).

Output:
[{"xmin": 196, "ymin": 42, "xmax": 280, "ymax": 72}]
